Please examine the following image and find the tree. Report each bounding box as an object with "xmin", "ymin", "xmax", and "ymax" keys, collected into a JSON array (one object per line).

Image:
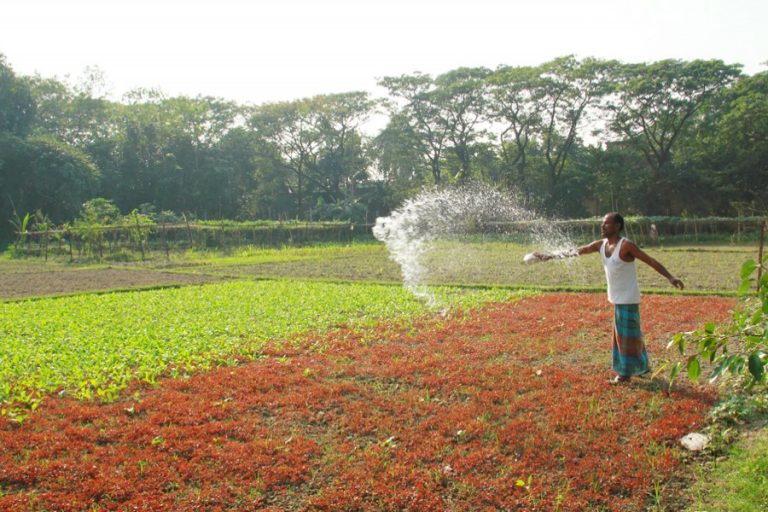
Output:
[
  {"xmin": 0, "ymin": 133, "xmax": 33, "ymax": 242},
  {"xmin": 249, "ymin": 98, "xmax": 324, "ymax": 219},
  {"xmin": 247, "ymin": 155, "xmax": 295, "ymax": 220},
  {"xmin": 708, "ymin": 71, "xmax": 768, "ymax": 210},
  {"xmin": 370, "ymin": 112, "xmax": 426, "ymax": 187},
  {"xmin": 160, "ymin": 95, "xmax": 239, "ymax": 214},
  {"xmin": 0, "ymin": 55, "xmax": 36, "ymax": 137},
  {"xmin": 584, "ymin": 142, "xmax": 646, "ymax": 215},
  {"xmin": 606, "ymin": 59, "xmax": 742, "ymax": 213},
  {"xmin": 26, "ymin": 136, "xmax": 101, "ymax": 221},
  {"xmin": 486, "ymin": 65, "xmax": 544, "ymax": 197},
  {"xmin": 532, "ymin": 56, "xmax": 618, "ymax": 211},
  {"xmin": 24, "ymin": 76, "xmax": 70, "ymax": 137},
  {"xmin": 210, "ymin": 126, "xmax": 260, "ymax": 219},
  {"xmin": 248, "ymin": 93, "xmax": 373, "ymax": 220},
  {"xmin": 108, "ymin": 97, "xmax": 169, "ymax": 211},
  {"xmin": 378, "ymin": 73, "xmax": 450, "ymax": 184},
  {"xmin": 433, "ymin": 67, "xmax": 491, "ymax": 183},
  {"xmin": 0, "ymin": 134, "xmax": 99, "ymax": 227},
  {"xmin": 312, "ymin": 92, "xmax": 374, "ymax": 206},
  {"xmin": 1, "ymin": 58, "xmax": 100, "ymax": 241},
  {"xmin": 27, "ymin": 75, "xmax": 116, "ymax": 149},
  {"xmin": 27, "ymin": 75, "xmax": 120, "ymax": 205}
]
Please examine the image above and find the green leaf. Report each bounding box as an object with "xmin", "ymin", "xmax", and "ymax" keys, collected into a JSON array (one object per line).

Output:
[
  {"xmin": 668, "ymin": 332, "xmax": 682, "ymax": 349},
  {"xmin": 740, "ymin": 259, "xmax": 757, "ymax": 280},
  {"xmin": 731, "ymin": 357, "xmax": 746, "ymax": 375},
  {"xmin": 670, "ymin": 361, "xmax": 681, "ymax": 382},
  {"xmin": 704, "ymin": 322, "xmax": 715, "ymax": 334},
  {"xmin": 687, "ymin": 357, "xmax": 701, "ymax": 383},
  {"xmin": 709, "ymin": 360, "xmax": 728, "ymax": 383},
  {"xmin": 748, "ymin": 353, "xmax": 764, "ymax": 382},
  {"xmin": 668, "ymin": 361, "xmax": 681, "ymax": 393},
  {"xmin": 738, "ymin": 279, "xmax": 753, "ymax": 296}
]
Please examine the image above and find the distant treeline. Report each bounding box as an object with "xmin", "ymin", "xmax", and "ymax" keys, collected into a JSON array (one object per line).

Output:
[{"xmin": 1, "ymin": 53, "xmax": 766, "ymax": 243}]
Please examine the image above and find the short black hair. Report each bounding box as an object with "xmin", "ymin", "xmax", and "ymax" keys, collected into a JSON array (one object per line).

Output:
[{"xmin": 607, "ymin": 212, "xmax": 625, "ymax": 231}]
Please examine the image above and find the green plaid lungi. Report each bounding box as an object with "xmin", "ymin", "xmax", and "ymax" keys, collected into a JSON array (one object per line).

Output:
[{"xmin": 612, "ymin": 304, "xmax": 649, "ymax": 377}]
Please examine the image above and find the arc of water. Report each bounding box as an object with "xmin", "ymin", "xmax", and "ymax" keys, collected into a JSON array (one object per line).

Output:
[{"xmin": 373, "ymin": 183, "xmax": 577, "ymax": 305}]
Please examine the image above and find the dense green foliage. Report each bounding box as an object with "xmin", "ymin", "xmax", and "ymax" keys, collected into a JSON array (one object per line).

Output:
[
  {"xmin": 0, "ymin": 279, "xmax": 525, "ymax": 420},
  {"xmin": 1, "ymin": 53, "xmax": 765, "ymax": 244}
]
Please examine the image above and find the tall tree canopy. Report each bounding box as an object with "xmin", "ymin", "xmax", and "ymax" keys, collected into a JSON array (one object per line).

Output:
[
  {"xmin": 1, "ymin": 53, "xmax": 762, "ymax": 244},
  {"xmin": 606, "ymin": 59, "xmax": 742, "ymax": 212},
  {"xmin": 0, "ymin": 56, "xmax": 36, "ymax": 137}
]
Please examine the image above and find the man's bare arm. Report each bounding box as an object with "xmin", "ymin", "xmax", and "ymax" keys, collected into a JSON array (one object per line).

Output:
[
  {"xmin": 577, "ymin": 239, "xmax": 602, "ymax": 256},
  {"xmin": 626, "ymin": 242, "xmax": 685, "ymax": 290},
  {"xmin": 527, "ymin": 240, "xmax": 601, "ymax": 262}
]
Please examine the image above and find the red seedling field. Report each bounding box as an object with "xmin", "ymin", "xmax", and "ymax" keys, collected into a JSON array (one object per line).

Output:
[{"xmin": 0, "ymin": 293, "xmax": 734, "ymax": 511}]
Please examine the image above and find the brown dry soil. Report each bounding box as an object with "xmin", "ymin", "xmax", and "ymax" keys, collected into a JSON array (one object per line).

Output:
[{"xmin": 0, "ymin": 269, "xmax": 226, "ymax": 301}]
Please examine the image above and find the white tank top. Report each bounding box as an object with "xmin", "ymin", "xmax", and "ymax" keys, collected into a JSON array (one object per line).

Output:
[{"xmin": 600, "ymin": 238, "xmax": 641, "ymax": 304}]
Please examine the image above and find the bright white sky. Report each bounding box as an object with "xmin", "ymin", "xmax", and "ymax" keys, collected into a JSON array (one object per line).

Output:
[{"xmin": 2, "ymin": 0, "xmax": 766, "ymax": 105}]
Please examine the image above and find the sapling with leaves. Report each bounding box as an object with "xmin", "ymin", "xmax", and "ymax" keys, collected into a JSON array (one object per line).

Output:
[
  {"xmin": 8, "ymin": 211, "xmax": 30, "ymax": 256},
  {"xmin": 73, "ymin": 198, "xmax": 121, "ymax": 258},
  {"xmin": 668, "ymin": 257, "xmax": 768, "ymax": 388},
  {"xmin": 31, "ymin": 209, "xmax": 52, "ymax": 260},
  {"xmin": 122, "ymin": 209, "xmax": 155, "ymax": 260}
]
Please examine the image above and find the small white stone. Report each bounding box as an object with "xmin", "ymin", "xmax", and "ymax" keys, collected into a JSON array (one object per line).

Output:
[
  {"xmin": 535, "ymin": 369, "xmax": 543, "ymax": 376},
  {"xmin": 680, "ymin": 432, "xmax": 710, "ymax": 451}
]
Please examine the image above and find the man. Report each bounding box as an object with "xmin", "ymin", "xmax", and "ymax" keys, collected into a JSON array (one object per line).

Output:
[{"xmin": 530, "ymin": 213, "xmax": 684, "ymax": 384}]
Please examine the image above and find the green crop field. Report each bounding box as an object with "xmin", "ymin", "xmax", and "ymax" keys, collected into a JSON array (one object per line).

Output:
[{"xmin": 0, "ymin": 278, "xmax": 526, "ymax": 417}]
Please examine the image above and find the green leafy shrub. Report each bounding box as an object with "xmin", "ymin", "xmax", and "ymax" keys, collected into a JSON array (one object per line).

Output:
[{"xmin": 669, "ymin": 257, "xmax": 767, "ymax": 387}]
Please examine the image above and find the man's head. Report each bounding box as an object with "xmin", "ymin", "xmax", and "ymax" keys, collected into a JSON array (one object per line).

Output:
[{"xmin": 601, "ymin": 212, "xmax": 624, "ymax": 238}]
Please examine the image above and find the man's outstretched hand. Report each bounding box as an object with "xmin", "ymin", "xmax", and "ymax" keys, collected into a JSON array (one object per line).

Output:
[
  {"xmin": 669, "ymin": 277, "xmax": 684, "ymax": 290},
  {"xmin": 523, "ymin": 251, "xmax": 552, "ymax": 264}
]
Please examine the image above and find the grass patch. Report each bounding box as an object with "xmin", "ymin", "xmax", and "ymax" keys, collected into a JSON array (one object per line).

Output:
[
  {"xmin": 1, "ymin": 241, "xmax": 756, "ymax": 293},
  {"xmin": 686, "ymin": 425, "xmax": 768, "ymax": 511},
  {"xmin": 160, "ymin": 241, "xmax": 753, "ymax": 293}
]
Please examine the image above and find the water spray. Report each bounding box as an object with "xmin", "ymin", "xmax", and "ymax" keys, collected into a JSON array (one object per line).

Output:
[{"xmin": 374, "ymin": 182, "xmax": 578, "ymax": 305}]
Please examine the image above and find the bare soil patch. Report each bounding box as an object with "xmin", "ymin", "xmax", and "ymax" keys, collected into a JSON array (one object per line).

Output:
[{"xmin": 0, "ymin": 268, "xmax": 226, "ymax": 300}]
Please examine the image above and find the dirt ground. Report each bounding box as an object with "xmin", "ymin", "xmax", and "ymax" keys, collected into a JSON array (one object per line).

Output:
[{"xmin": 0, "ymin": 269, "xmax": 226, "ymax": 300}]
